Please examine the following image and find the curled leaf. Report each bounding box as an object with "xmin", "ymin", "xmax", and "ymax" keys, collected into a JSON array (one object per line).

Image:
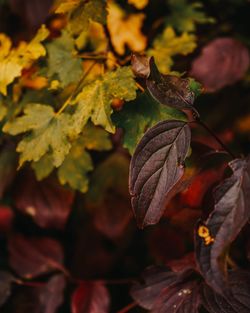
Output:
[
  {"xmin": 129, "ymin": 120, "xmax": 191, "ymax": 228},
  {"xmin": 195, "ymin": 157, "xmax": 250, "ymax": 294},
  {"xmin": 146, "ymin": 57, "xmax": 200, "ymax": 113}
]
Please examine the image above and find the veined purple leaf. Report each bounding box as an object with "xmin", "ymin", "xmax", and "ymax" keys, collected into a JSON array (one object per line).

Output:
[
  {"xmin": 201, "ymin": 271, "xmax": 250, "ymax": 313},
  {"xmin": 131, "ymin": 266, "xmax": 201, "ymax": 312},
  {"xmin": 195, "ymin": 157, "xmax": 250, "ymax": 294},
  {"xmin": 146, "ymin": 58, "xmax": 198, "ymax": 112},
  {"xmin": 129, "ymin": 120, "xmax": 191, "ymax": 228}
]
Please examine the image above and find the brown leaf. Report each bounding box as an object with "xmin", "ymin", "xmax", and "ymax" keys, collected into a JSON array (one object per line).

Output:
[
  {"xmin": 8, "ymin": 234, "xmax": 64, "ymax": 278},
  {"xmin": 14, "ymin": 172, "xmax": 74, "ymax": 229},
  {"xmin": 190, "ymin": 38, "xmax": 250, "ymax": 92}
]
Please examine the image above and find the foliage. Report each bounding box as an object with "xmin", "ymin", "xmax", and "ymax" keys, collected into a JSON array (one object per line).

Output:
[{"xmin": 0, "ymin": 0, "xmax": 249, "ymax": 312}]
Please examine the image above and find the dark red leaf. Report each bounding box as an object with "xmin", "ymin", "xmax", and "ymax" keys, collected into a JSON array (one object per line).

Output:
[
  {"xmin": 0, "ymin": 205, "xmax": 14, "ymax": 233},
  {"xmin": 8, "ymin": 234, "xmax": 64, "ymax": 278},
  {"xmin": 195, "ymin": 157, "xmax": 250, "ymax": 294},
  {"xmin": 129, "ymin": 120, "xmax": 191, "ymax": 228},
  {"xmin": 39, "ymin": 274, "xmax": 66, "ymax": 313},
  {"xmin": 131, "ymin": 267, "xmax": 201, "ymax": 312},
  {"xmin": 146, "ymin": 57, "xmax": 198, "ymax": 112},
  {"xmin": 71, "ymin": 281, "xmax": 110, "ymax": 313},
  {"xmin": 190, "ymin": 38, "xmax": 250, "ymax": 92},
  {"xmin": 14, "ymin": 172, "xmax": 74, "ymax": 229},
  {"xmin": 0, "ymin": 271, "xmax": 13, "ymax": 307}
]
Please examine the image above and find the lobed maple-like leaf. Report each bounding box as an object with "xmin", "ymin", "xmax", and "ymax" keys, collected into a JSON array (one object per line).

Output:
[
  {"xmin": 56, "ymin": 0, "xmax": 106, "ymax": 39},
  {"xmin": 113, "ymin": 92, "xmax": 185, "ymax": 154},
  {"xmin": 128, "ymin": 0, "xmax": 148, "ymax": 9},
  {"xmin": 195, "ymin": 157, "xmax": 250, "ymax": 294},
  {"xmin": 46, "ymin": 30, "xmax": 83, "ymax": 88},
  {"xmin": 3, "ymin": 104, "xmax": 74, "ymax": 167},
  {"xmin": 167, "ymin": 0, "xmax": 215, "ymax": 33},
  {"xmin": 72, "ymin": 66, "xmax": 137, "ymax": 134},
  {"xmin": 8, "ymin": 234, "xmax": 64, "ymax": 278},
  {"xmin": 0, "ymin": 271, "xmax": 14, "ymax": 307},
  {"xmin": 14, "ymin": 172, "xmax": 74, "ymax": 229},
  {"xmin": 107, "ymin": 0, "xmax": 147, "ymax": 55},
  {"xmin": 190, "ymin": 38, "xmax": 250, "ymax": 92},
  {"xmin": 129, "ymin": 120, "xmax": 191, "ymax": 228},
  {"xmin": 71, "ymin": 281, "xmax": 110, "ymax": 313},
  {"xmin": 148, "ymin": 26, "xmax": 196, "ymax": 74},
  {"xmin": 58, "ymin": 123, "xmax": 112, "ymax": 192},
  {"xmin": 0, "ymin": 25, "xmax": 49, "ymax": 95}
]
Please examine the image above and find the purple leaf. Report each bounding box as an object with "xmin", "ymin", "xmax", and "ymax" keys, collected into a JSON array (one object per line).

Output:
[
  {"xmin": 8, "ymin": 234, "xmax": 64, "ymax": 278},
  {"xmin": 131, "ymin": 267, "xmax": 201, "ymax": 312},
  {"xmin": 129, "ymin": 120, "xmax": 191, "ymax": 228},
  {"xmin": 190, "ymin": 38, "xmax": 250, "ymax": 92},
  {"xmin": 0, "ymin": 271, "xmax": 13, "ymax": 307},
  {"xmin": 146, "ymin": 58, "xmax": 197, "ymax": 112},
  {"xmin": 201, "ymin": 271, "xmax": 250, "ymax": 313},
  {"xmin": 39, "ymin": 274, "xmax": 66, "ymax": 313},
  {"xmin": 195, "ymin": 157, "xmax": 250, "ymax": 294}
]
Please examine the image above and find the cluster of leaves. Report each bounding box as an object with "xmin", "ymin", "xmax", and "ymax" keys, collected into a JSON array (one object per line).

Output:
[{"xmin": 0, "ymin": 0, "xmax": 250, "ymax": 312}]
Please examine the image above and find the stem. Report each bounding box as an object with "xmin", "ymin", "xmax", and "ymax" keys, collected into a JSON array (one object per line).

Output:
[
  {"xmin": 196, "ymin": 118, "xmax": 235, "ymax": 159},
  {"xmin": 117, "ymin": 302, "xmax": 137, "ymax": 313}
]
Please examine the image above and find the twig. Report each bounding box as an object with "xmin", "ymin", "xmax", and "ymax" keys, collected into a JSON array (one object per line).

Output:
[{"xmin": 117, "ymin": 302, "xmax": 137, "ymax": 313}]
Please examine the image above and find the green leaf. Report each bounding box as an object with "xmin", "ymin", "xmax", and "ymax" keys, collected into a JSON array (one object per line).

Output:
[
  {"xmin": 31, "ymin": 154, "xmax": 54, "ymax": 181},
  {"xmin": 86, "ymin": 152, "xmax": 129, "ymax": 206},
  {"xmin": 46, "ymin": 31, "xmax": 83, "ymax": 87},
  {"xmin": 3, "ymin": 104, "xmax": 73, "ymax": 167},
  {"xmin": 148, "ymin": 26, "xmax": 197, "ymax": 74},
  {"xmin": 167, "ymin": 0, "xmax": 215, "ymax": 33},
  {"xmin": 56, "ymin": 0, "xmax": 107, "ymax": 36},
  {"xmin": 72, "ymin": 66, "xmax": 137, "ymax": 134},
  {"xmin": 112, "ymin": 92, "xmax": 186, "ymax": 154},
  {"xmin": 58, "ymin": 123, "xmax": 112, "ymax": 192}
]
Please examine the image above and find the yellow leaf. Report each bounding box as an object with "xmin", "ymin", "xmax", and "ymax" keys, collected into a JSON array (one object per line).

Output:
[
  {"xmin": 107, "ymin": 0, "xmax": 147, "ymax": 55},
  {"xmin": 0, "ymin": 25, "xmax": 49, "ymax": 96},
  {"xmin": 236, "ymin": 115, "xmax": 250, "ymax": 133},
  {"xmin": 128, "ymin": 0, "xmax": 148, "ymax": 9},
  {"xmin": 148, "ymin": 26, "xmax": 196, "ymax": 73},
  {"xmin": 55, "ymin": 0, "xmax": 79, "ymax": 14}
]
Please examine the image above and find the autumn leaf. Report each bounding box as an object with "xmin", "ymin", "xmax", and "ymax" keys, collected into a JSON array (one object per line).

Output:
[
  {"xmin": 195, "ymin": 157, "xmax": 250, "ymax": 294},
  {"xmin": 167, "ymin": 0, "xmax": 215, "ymax": 33},
  {"xmin": 112, "ymin": 92, "xmax": 185, "ymax": 154},
  {"xmin": 107, "ymin": 0, "xmax": 147, "ymax": 55},
  {"xmin": 8, "ymin": 234, "xmax": 64, "ymax": 278},
  {"xmin": 190, "ymin": 38, "xmax": 250, "ymax": 92},
  {"xmin": 58, "ymin": 123, "xmax": 112, "ymax": 192},
  {"xmin": 14, "ymin": 172, "xmax": 74, "ymax": 229},
  {"xmin": 148, "ymin": 26, "xmax": 196, "ymax": 74},
  {"xmin": 3, "ymin": 104, "xmax": 74, "ymax": 167},
  {"xmin": 129, "ymin": 120, "xmax": 191, "ymax": 228},
  {"xmin": 56, "ymin": 0, "xmax": 106, "ymax": 39},
  {"xmin": 72, "ymin": 66, "xmax": 137, "ymax": 134},
  {"xmin": 0, "ymin": 25, "xmax": 49, "ymax": 95},
  {"xmin": 146, "ymin": 57, "xmax": 201, "ymax": 112},
  {"xmin": 128, "ymin": 0, "xmax": 148, "ymax": 9},
  {"xmin": 71, "ymin": 282, "xmax": 110, "ymax": 313},
  {"xmin": 46, "ymin": 30, "xmax": 83, "ymax": 87}
]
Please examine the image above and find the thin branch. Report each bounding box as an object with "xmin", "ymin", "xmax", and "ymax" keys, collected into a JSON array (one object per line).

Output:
[{"xmin": 117, "ymin": 302, "xmax": 137, "ymax": 313}]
